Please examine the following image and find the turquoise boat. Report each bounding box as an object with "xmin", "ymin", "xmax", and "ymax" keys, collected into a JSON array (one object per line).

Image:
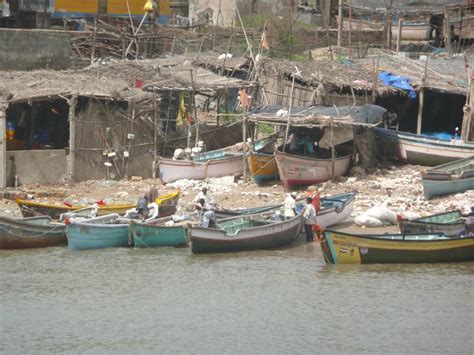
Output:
[
  {"xmin": 422, "ymin": 156, "xmax": 474, "ymax": 199},
  {"xmin": 66, "ymin": 214, "xmax": 130, "ymax": 251},
  {"xmin": 129, "ymin": 219, "xmax": 188, "ymax": 248}
]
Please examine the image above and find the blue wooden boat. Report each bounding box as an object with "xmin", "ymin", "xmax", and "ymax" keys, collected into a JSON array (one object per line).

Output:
[
  {"xmin": 375, "ymin": 128, "xmax": 474, "ymax": 166},
  {"xmin": 129, "ymin": 218, "xmax": 188, "ymax": 248},
  {"xmin": 66, "ymin": 214, "xmax": 130, "ymax": 251},
  {"xmin": 422, "ymin": 156, "xmax": 474, "ymax": 199}
]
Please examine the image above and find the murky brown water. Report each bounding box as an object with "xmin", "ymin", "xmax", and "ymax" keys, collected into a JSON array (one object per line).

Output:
[{"xmin": 1, "ymin": 241, "xmax": 473, "ymax": 354}]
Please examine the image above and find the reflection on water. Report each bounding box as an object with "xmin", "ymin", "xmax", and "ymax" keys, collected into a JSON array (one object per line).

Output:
[{"xmin": 1, "ymin": 243, "xmax": 473, "ymax": 354}]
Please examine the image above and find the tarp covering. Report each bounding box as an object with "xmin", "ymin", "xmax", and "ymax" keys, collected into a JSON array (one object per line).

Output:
[{"xmin": 378, "ymin": 72, "xmax": 416, "ymax": 99}]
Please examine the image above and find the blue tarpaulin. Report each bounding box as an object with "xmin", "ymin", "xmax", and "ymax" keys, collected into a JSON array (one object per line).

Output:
[{"xmin": 378, "ymin": 72, "xmax": 417, "ymax": 99}]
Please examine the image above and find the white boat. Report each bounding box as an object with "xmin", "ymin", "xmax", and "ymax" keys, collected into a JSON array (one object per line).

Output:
[
  {"xmin": 159, "ymin": 149, "xmax": 243, "ymax": 183},
  {"xmin": 376, "ymin": 128, "xmax": 474, "ymax": 166},
  {"xmin": 274, "ymin": 151, "xmax": 352, "ymax": 188}
]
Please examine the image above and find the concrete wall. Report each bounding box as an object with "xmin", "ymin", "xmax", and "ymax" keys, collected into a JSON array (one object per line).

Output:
[
  {"xmin": 0, "ymin": 29, "xmax": 71, "ymax": 70},
  {"xmin": 6, "ymin": 150, "xmax": 67, "ymax": 186}
]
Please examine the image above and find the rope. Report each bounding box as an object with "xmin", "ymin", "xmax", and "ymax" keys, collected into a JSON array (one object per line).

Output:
[{"xmin": 3, "ymin": 224, "xmax": 65, "ymax": 239}]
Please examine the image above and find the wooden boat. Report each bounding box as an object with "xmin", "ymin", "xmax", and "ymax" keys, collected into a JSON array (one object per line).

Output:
[
  {"xmin": 16, "ymin": 190, "xmax": 180, "ymax": 219},
  {"xmin": 129, "ymin": 218, "xmax": 188, "ymax": 248},
  {"xmin": 66, "ymin": 214, "xmax": 130, "ymax": 251},
  {"xmin": 398, "ymin": 210, "xmax": 465, "ymax": 238},
  {"xmin": 159, "ymin": 149, "xmax": 243, "ymax": 183},
  {"xmin": 190, "ymin": 213, "xmax": 304, "ymax": 254},
  {"xmin": 375, "ymin": 127, "xmax": 474, "ymax": 166},
  {"xmin": 422, "ymin": 156, "xmax": 474, "ymax": 199},
  {"xmin": 215, "ymin": 191, "xmax": 355, "ymax": 228},
  {"xmin": 275, "ymin": 150, "xmax": 352, "ymax": 188},
  {"xmin": 320, "ymin": 230, "xmax": 474, "ymax": 264},
  {"xmin": 0, "ymin": 215, "xmax": 66, "ymax": 249},
  {"xmin": 247, "ymin": 151, "xmax": 278, "ymax": 184}
]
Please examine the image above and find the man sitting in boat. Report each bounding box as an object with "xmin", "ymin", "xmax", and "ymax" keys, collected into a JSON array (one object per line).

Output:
[
  {"xmin": 284, "ymin": 192, "xmax": 298, "ymax": 219},
  {"xmin": 195, "ymin": 198, "xmax": 217, "ymax": 228},
  {"xmin": 194, "ymin": 185, "xmax": 215, "ymax": 208}
]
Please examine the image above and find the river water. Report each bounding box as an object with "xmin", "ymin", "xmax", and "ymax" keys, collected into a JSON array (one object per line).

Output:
[{"xmin": 1, "ymin": 241, "xmax": 473, "ymax": 354}]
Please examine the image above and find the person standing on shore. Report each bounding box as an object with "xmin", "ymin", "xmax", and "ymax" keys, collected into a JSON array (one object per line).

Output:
[
  {"xmin": 303, "ymin": 196, "xmax": 317, "ymax": 241},
  {"xmin": 284, "ymin": 192, "xmax": 297, "ymax": 219},
  {"xmin": 463, "ymin": 207, "xmax": 474, "ymax": 237}
]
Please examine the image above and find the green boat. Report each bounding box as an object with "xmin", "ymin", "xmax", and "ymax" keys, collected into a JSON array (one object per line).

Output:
[
  {"xmin": 398, "ymin": 210, "xmax": 466, "ymax": 238},
  {"xmin": 129, "ymin": 219, "xmax": 188, "ymax": 248},
  {"xmin": 422, "ymin": 156, "xmax": 474, "ymax": 199}
]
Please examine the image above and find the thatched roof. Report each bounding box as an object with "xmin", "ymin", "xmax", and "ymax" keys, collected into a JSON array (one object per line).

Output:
[{"xmin": 0, "ymin": 55, "xmax": 254, "ymax": 103}]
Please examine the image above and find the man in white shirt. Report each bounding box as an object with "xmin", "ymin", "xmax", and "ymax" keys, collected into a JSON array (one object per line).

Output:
[
  {"xmin": 0, "ymin": 0, "xmax": 11, "ymax": 28},
  {"xmin": 194, "ymin": 185, "xmax": 214, "ymax": 207},
  {"xmin": 303, "ymin": 196, "xmax": 317, "ymax": 241},
  {"xmin": 284, "ymin": 192, "xmax": 297, "ymax": 219}
]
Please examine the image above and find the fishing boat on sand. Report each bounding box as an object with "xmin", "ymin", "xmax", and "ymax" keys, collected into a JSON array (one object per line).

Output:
[
  {"xmin": 189, "ymin": 213, "xmax": 304, "ymax": 254},
  {"xmin": 16, "ymin": 190, "xmax": 180, "ymax": 219},
  {"xmin": 422, "ymin": 156, "xmax": 474, "ymax": 199},
  {"xmin": 398, "ymin": 210, "xmax": 466, "ymax": 238},
  {"xmin": 0, "ymin": 216, "xmax": 66, "ymax": 249},
  {"xmin": 275, "ymin": 150, "xmax": 352, "ymax": 188},
  {"xmin": 214, "ymin": 191, "xmax": 355, "ymax": 229},
  {"xmin": 320, "ymin": 230, "xmax": 474, "ymax": 264},
  {"xmin": 129, "ymin": 218, "xmax": 188, "ymax": 248},
  {"xmin": 247, "ymin": 151, "xmax": 279, "ymax": 184},
  {"xmin": 375, "ymin": 127, "xmax": 474, "ymax": 166}
]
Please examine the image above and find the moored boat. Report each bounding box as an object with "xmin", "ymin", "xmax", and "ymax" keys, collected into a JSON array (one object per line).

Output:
[
  {"xmin": 320, "ymin": 230, "xmax": 474, "ymax": 264},
  {"xmin": 0, "ymin": 216, "xmax": 66, "ymax": 249},
  {"xmin": 247, "ymin": 151, "xmax": 278, "ymax": 184},
  {"xmin": 398, "ymin": 210, "xmax": 466, "ymax": 237},
  {"xmin": 190, "ymin": 213, "xmax": 304, "ymax": 254},
  {"xmin": 129, "ymin": 218, "xmax": 188, "ymax": 248},
  {"xmin": 214, "ymin": 191, "xmax": 355, "ymax": 228},
  {"xmin": 375, "ymin": 127, "xmax": 474, "ymax": 166},
  {"xmin": 16, "ymin": 190, "xmax": 180, "ymax": 219},
  {"xmin": 66, "ymin": 214, "xmax": 130, "ymax": 251},
  {"xmin": 275, "ymin": 150, "xmax": 352, "ymax": 188},
  {"xmin": 159, "ymin": 152, "xmax": 243, "ymax": 184},
  {"xmin": 422, "ymin": 156, "xmax": 474, "ymax": 199}
]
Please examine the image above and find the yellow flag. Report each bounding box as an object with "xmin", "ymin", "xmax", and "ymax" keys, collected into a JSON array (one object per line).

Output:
[{"xmin": 177, "ymin": 92, "xmax": 187, "ymax": 126}]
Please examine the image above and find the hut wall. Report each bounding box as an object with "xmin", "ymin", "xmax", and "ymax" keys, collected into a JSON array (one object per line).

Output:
[{"xmin": 6, "ymin": 150, "xmax": 67, "ymax": 186}]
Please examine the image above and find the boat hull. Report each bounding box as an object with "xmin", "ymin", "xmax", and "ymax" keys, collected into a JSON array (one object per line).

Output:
[
  {"xmin": 398, "ymin": 210, "xmax": 465, "ymax": 238},
  {"xmin": 248, "ymin": 152, "xmax": 278, "ymax": 184},
  {"xmin": 376, "ymin": 128, "xmax": 474, "ymax": 166},
  {"xmin": 66, "ymin": 223, "xmax": 130, "ymax": 251},
  {"xmin": 159, "ymin": 155, "xmax": 243, "ymax": 183},
  {"xmin": 16, "ymin": 190, "xmax": 180, "ymax": 219},
  {"xmin": 275, "ymin": 151, "xmax": 351, "ymax": 188},
  {"xmin": 130, "ymin": 222, "xmax": 187, "ymax": 248},
  {"xmin": 190, "ymin": 214, "xmax": 304, "ymax": 254},
  {"xmin": 0, "ymin": 216, "xmax": 66, "ymax": 249},
  {"xmin": 321, "ymin": 230, "xmax": 474, "ymax": 264}
]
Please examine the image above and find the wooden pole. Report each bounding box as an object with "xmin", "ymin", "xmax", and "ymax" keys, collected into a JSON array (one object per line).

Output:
[
  {"xmin": 348, "ymin": 0, "xmax": 352, "ymax": 60},
  {"xmin": 152, "ymin": 94, "xmax": 159, "ymax": 179},
  {"xmin": 67, "ymin": 96, "xmax": 77, "ymax": 182},
  {"xmin": 461, "ymin": 68, "xmax": 473, "ymax": 141},
  {"xmin": 0, "ymin": 103, "xmax": 7, "ymax": 188},
  {"xmin": 337, "ymin": 0, "xmax": 343, "ymax": 48},
  {"xmin": 91, "ymin": 16, "xmax": 98, "ymax": 63},
  {"xmin": 323, "ymin": 0, "xmax": 331, "ymax": 30},
  {"xmin": 444, "ymin": 8, "xmax": 452, "ymax": 56},
  {"xmin": 243, "ymin": 115, "xmax": 247, "ymax": 182},
  {"xmin": 372, "ymin": 52, "xmax": 380, "ymax": 103},
  {"xmin": 283, "ymin": 75, "xmax": 296, "ymax": 152},
  {"xmin": 126, "ymin": 104, "xmax": 135, "ymax": 179},
  {"xmin": 190, "ymin": 69, "xmax": 200, "ymax": 147},
  {"xmin": 396, "ymin": 18, "xmax": 403, "ymax": 52},
  {"xmin": 417, "ymin": 57, "xmax": 429, "ymax": 135},
  {"xmin": 386, "ymin": 4, "xmax": 392, "ymax": 50}
]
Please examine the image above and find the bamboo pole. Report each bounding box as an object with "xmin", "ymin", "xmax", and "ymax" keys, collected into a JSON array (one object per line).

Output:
[
  {"xmin": 416, "ymin": 57, "xmax": 429, "ymax": 135},
  {"xmin": 337, "ymin": 0, "xmax": 343, "ymax": 48},
  {"xmin": 372, "ymin": 52, "xmax": 380, "ymax": 103},
  {"xmin": 67, "ymin": 95, "xmax": 78, "ymax": 182},
  {"xmin": 152, "ymin": 93, "xmax": 158, "ymax": 179},
  {"xmin": 445, "ymin": 7, "xmax": 452, "ymax": 57},
  {"xmin": 243, "ymin": 115, "xmax": 247, "ymax": 182},
  {"xmin": 0, "ymin": 103, "xmax": 7, "ymax": 188},
  {"xmin": 396, "ymin": 18, "xmax": 403, "ymax": 52},
  {"xmin": 283, "ymin": 75, "xmax": 296, "ymax": 152},
  {"xmin": 461, "ymin": 68, "xmax": 473, "ymax": 141},
  {"xmin": 348, "ymin": 0, "xmax": 352, "ymax": 60}
]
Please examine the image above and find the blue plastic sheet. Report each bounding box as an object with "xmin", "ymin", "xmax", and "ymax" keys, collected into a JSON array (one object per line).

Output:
[{"xmin": 378, "ymin": 72, "xmax": 417, "ymax": 99}]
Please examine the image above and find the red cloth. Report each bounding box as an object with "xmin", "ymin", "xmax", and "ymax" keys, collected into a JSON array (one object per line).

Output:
[{"xmin": 312, "ymin": 193, "xmax": 321, "ymax": 212}]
